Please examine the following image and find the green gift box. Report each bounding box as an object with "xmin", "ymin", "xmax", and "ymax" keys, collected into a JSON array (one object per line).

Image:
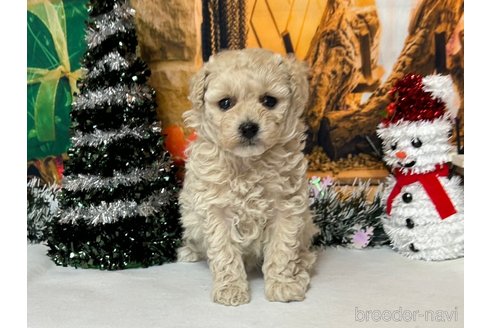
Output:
[{"xmin": 27, "ymin": 0, "xmax": 88, "ymax": 160}]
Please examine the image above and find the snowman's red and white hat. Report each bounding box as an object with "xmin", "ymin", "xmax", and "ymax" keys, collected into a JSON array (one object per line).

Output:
[
  {"xmin": 382, "ymin": 73, "xmax": 459, "ymax": 126},
  {"xmin": 377, "ymin": 74, "xmax": 460, "ymax": 174}
]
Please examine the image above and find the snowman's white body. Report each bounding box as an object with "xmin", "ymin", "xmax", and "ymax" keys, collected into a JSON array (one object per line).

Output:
[
  {"xmin": 378, "ymin": 114, "xmax": 464, "ymax": 261},
  {"xmin": 381, "ymin": 174, "xmax": 464, "ymax": 260}
]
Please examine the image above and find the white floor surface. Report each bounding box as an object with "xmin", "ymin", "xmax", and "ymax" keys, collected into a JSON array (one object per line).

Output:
[{"xmin": 28, "ymin": 244, "xmax": 463, "ymax": 328}]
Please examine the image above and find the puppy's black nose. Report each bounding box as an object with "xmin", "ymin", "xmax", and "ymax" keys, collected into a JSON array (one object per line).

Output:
[{"xmin": 239, "ymin": 121, "xmax": 259, "ymax": 139}]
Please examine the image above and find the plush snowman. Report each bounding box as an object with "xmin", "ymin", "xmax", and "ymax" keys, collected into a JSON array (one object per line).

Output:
[{"xmin": 377, "ymin": 73, "xmax": 464, "ymax": 261}]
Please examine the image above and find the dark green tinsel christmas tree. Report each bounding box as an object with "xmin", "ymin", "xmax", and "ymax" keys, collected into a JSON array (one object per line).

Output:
[
  {"xmin": 46, "ymin": 0, "xmax": 182, "ymax": 270},
  {"xmin": 27, "ymin": 177, "xmax": 59, "ymax": 244}
]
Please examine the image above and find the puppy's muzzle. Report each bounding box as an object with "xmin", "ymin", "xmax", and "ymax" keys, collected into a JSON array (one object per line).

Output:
[{"xmin": 239, "ymin": 121, "xmax": 259, "ymax": 140}]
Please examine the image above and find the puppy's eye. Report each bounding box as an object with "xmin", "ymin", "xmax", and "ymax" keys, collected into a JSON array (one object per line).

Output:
[
  {"xmin": 391, "ymin": 142, "xmax": 398, "ymax": 150},
  {"xmin": 260, "ymin": 95, "xmax": 278, "ymax": 109},
  {"xmin": 218, "ymin": 98, "xmax": 234, "ymax": 111},
  {"xmin": 411, "ymin": 138, "xmax": 422, "ymax": 148}
]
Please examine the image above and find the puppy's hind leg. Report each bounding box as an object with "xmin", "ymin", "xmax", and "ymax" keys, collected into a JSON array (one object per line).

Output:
[
  {"xmin": 177, "ymin": 241, "xmax": 202, "ymax": 262},
  {"xmin": 178, "ymin": 213, "xmax": 205, "ymax": 262}
]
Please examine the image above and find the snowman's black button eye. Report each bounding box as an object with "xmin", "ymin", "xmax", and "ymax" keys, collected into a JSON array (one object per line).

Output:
[
  {"xmin": 411, "ymin": 138, "xmax": 422, "ymax": 148},
  {"xmin": 391, "ymin": 142, "xmax": 398, "ymax": 150}
]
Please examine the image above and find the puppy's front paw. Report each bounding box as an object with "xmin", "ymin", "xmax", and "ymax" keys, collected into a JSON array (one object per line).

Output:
[
  {"xmin": 213, "ymin": 282, "xmax": 250, "ymax": 306},
  {"xmin": 265, "ymin": 279, "xmax": 308, "ymax": 302}
]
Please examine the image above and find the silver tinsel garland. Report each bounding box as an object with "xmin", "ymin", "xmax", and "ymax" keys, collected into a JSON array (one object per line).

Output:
[
  {"xmin": 27, "ymin": 177, "xmax": 60, "ymax": 243},
  {"xmin": 85, "ymin": 51, "xmax": 133, "ymax": 80},
  {"xmin": 86, "ymin": 1, "xmax": 135, "ymax": 49},
  {"xmin": 71, "ymin": 121, "xmax": 160, "ymax": 148},
  {"xmin": 62, "ymin": 158, "xmax": 171, "ymax": 192},
  {"xmin": 72, "ymin": 84, "xmax": 153, "ymax": 111},
  {"xmin": 310, "ymin": 177, "xmax": 389, "ymax": 248},
  {"xmin": 58, "ymin": 189, "xmax": 173, "ymax": 225}
]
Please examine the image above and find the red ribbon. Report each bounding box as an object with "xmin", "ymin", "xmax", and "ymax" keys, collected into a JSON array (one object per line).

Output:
[{"xmin": 386, "ymin": 164, "xmax": 457, "ymax": 220}]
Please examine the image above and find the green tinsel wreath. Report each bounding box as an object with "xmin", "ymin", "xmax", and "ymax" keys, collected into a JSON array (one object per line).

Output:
[{"xmin": 309, "ymin": 177, "xmax": 390, "ymax": 249}]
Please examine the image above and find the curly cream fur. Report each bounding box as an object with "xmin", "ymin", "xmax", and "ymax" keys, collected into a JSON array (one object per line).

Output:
[{"xmin": 178, "ymin": 49, "xmax": 318, "ymax": 306}]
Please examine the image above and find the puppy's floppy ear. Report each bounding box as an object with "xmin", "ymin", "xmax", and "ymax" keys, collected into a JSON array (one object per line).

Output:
[
  {"xmin": 183, "ymin": 64, "xmax": 209, "ymax": 130},
  {"xmin": 284, "ymin": 55, "xmax": 310, "ymax": 117}
]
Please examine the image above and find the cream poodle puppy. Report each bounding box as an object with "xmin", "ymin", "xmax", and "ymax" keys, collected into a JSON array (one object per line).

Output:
[{"xmin": 178, "ymin": 48, "xmax": 317, "ymax": 306}]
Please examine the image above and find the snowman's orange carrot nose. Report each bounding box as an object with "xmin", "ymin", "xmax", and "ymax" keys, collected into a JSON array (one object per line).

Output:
[{"xmin": 395, "ymin": 151, "xmax": 407, "ymax": 159}]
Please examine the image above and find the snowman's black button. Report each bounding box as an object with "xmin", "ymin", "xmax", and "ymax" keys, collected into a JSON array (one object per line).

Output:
[
  {"xmin": 405, "ymin": 218, "xmax": 415, "ymax": 229},
  {"xmin": 402, "ymin": 193, "xmax": 413, "ymax": 203},
  {"xmin": 409, "ymin": 243, "xmax": 419, "ymax": 252},
  {"xmin": 411, "ymin": 138, "xmax": 423, "ymax": 148}
]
